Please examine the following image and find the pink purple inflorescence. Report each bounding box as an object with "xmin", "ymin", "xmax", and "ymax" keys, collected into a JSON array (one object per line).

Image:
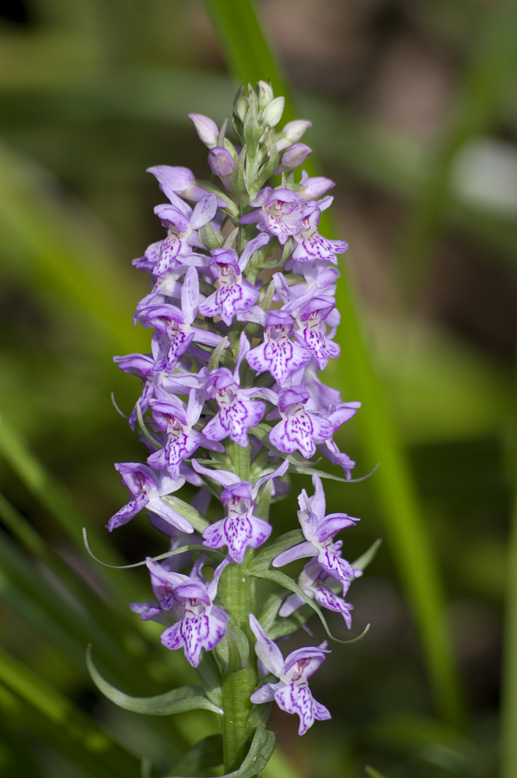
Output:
[{"xmin": 110, "ymin": 82, "xmax": 365, "ymax": 737}]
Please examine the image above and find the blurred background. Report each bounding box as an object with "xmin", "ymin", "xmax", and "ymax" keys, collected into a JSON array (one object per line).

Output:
[{"xmin": 0, "ymin": 1, "xmax": 515, "ymax": 777}]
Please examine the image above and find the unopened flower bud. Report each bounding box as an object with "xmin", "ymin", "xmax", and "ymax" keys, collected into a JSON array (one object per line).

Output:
[
  {"xmin": 262, "ymin": 96, "xmax": 285, "ymax": 128},
  {"xmin": 299, "ymin": 174, "xmax": 335, "ymax": 200},
  {"xmin": 257, "ymin": 80, "xmax": 274, "ymax": 110},
  {"xmin": 208, "ymin": 146, "xmax": 235, "ymax": 178},
  {"xmin": 188, "ymin": 113, "xmax": 219, "ymax": 148},
  {"xmin": 276, "ymin": 120, "xmax": 312, "ymax": 151},
  {"xmin": 276, "ymin": 143, "xmax": 312, "ymax": 173},
  {"xmin": 233, "ymin": 86, "xmax": 247, "ymax": 123}
]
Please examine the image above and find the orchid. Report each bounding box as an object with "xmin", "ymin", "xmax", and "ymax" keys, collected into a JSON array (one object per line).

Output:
[
  {"xmin": 101, "ymin": 83, "xmax": 374, "ymax": 777},
  {"xmin": 249, "ymin": 614, "xmax": 331, "ymax": 735},
  {"xmin": 273, "ymin": 474, "xmax": 361, "ymax": 593}
]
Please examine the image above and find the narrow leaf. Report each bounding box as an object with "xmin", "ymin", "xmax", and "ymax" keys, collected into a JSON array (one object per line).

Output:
[
  {"xmin": 87, "ymin": 647, "xmax": 223, "ymax": 715},
  {"xmin": 165, "ymin": 725, "xmax": 275, "ymax": 778},
  {"xmin": 250, "ymin": 530, "xmax": 304, "ymax": 573},
  {"xmin": 353, "ymin": 539, "xmax": 382, "ymax": 571},
  {"xmin": 161, "ymin": 495, "xmax": 211, "ymax": 532},
  {"xmin": 253, "ymin": 568, "xmax": 358, "ymax": 644}
]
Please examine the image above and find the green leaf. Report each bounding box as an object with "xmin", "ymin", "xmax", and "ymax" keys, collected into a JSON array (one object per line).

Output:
[
  {"xmin": 83, "ymin": 532, "xmax": 222, "ymax": 569},
  {"xmin": 255, "ymin": 478, "xmax": 273, "ymax": 521},
  {"xmin": 161, "ymin": 495, "xmax": 211, "ymax": 532},
  {"xmin": 165, "ymin": 725, "xmax": 275, "ymax": 778},
  {"xmin": 258, "ymin": 587, "xmax": 290, "ymax": 631},
  {"xmin": 250, "ymin": 530, "xmax": 304, "ymax": 572},
  {"xmin": 254, "ymin": 569, "xmax": 370, "ymax": 644},
  {"xmin": 87, "ymin": 647, "xmax": 223, "ymax": 716},
  {"xmin": 169, "ymin": 734, "xmax": 223, "ymax": 777},
  {"xmin": 196, "ymin": 653, "xmax": 223, "ymax": 708},
  {"xmin": 208, "ymin": 335, "xmax": 229, "ymax": 372},
  {"xmin": 215, "ymin": 623, "xmax": 249, "ymax": 674},
  {"xmin": 353, "ymin": 539, "xmax": 383, "ymax": 572},
  {"xmin": 289, "ymin": 462, "xmax": 379, "ymax": 484},
  {"xmin": 252, "ymin": 568, "xmax": 339, "ymax": 643}
]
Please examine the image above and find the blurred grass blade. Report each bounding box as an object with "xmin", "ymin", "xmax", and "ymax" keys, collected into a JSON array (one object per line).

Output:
[
  {"xmin": 0, "ymin": 647, "xmax": 141, "ymax": 778},
  {"xmin": 395, "ymin": 0, "xmax": 517, "ymax": 298},
  {"xmin": 0, "ymin": 526, "xmax": 153, "ymax": 692},
  {"xmin": 0, "ymin": 141, "xmax": 147, "ymax": 355},
  {"xmin": 500, "ymin": 366, "xmax": 517, "ymax": 778},
  {"xmin": 202, "ymin": 0, "xmax": 293, "ymax": 121},
  {"xmin": 0, "ymin": 413, "xmax": 142, "ymax": 602},
  {"xmin": 336, "ymin": 281, "xmax": 465, "ymax": 728},
  {"xmin": 203, "ymin": 0, "xmax": 465, "ymax": 727}
]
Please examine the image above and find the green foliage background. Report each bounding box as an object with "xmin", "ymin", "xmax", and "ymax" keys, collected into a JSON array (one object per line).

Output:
[{"xmin": 0, "ymin": 1, "xmax": 515, "ymax": 777}]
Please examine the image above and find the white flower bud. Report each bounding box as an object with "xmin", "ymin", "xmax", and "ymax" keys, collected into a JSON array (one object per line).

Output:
[
  {"xmin": 257, "ymin": 80, "xmax": 274, "ymax": 109},
  {"xmin": 262, "ymin": 96, "xmax": 285, "ymax": 128},
  {"xmin": 276, "ymin": 120, "xmax": 313, "ymax": 151}
]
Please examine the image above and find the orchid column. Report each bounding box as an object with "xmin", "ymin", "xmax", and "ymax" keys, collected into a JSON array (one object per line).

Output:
[{"xmin": 101, "ymin": 82, "xmax": 371, "ymax": 778}]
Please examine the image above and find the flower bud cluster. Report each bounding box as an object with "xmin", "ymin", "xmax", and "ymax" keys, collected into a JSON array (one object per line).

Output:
[{"xmin": 110, "ymin": 82, "xmax": 364, "ymax": 737}]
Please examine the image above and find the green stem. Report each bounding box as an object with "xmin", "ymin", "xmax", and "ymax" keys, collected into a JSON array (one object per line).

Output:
[
  {"xmin": 218, "ymin": 441, "xmax": 259, "ymax": 774},
  {"xmin": 219, "ymin": 563, "xmax": 258, "ymax": 773}
]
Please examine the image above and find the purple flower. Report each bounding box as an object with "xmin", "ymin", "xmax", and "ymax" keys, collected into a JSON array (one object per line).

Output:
[
  {"xmin": 294, "ymin": 296, "xmax": 340, "ymax": 370},
  {"xmin": 279, "ymin": 559, "xmax": 355, "ymax": 629},
  {"xmin": 147, "ymin": 164, "xmax": 217, "ymax": 204},
  {"xmin": 113, "ymin": 351, "xmax": 159, "ymax": 429},
  {"xmin": 249, "ymin": 615, "xmax": 331, "ymax": 735},
  {"xmin": 130, "ymin": 549, "xmax": 190, "ymax": 620},
  {"xmin": 291, "ymin": 363, "xmax": 342, "ymax": 412},
  {"xmin": 150, "ymin": 194, "xmax": 217, "ymax": 277},
  {"xmin": 273, "ymin": 475, "xmax": 360, "ymax": 594},
  {"xmin": 107, "ymin": 463, "xmax": 193, "ymax": 534},
  {"xmin": 193, "ymin": 459, "xmax": 289, "ymax": 563},
  {"xmin": 268, "ymin": 386, "xmax": 334, "ymax": 459},
  {"xmin": 273, "ymin": 265, "xmax": 340, "ymax": 308},
  {"xmin": 198, "ymin": 234, "xmax": 269, "ymax": 326},
  {"xmin": 137, "ymin": 267, "xmax": 224, "ymax": 372},
  {"xmin": 203, "ymin": 482, "xmax": 271, "ymax": 564},
  {"xmin": 240, "ymin": 188, "xmax": 315, "ymax": 245},
  {"xmin": 246, "ymin": 310, "xmax": 311, "ymax": 385},
  {"xmin": 319, "ymin": 439, "xmax": 356, "ymax": 480},
  {"xmin": 147, "ymin": 388, "xmax": 223, "ymax": 478},
  {"xmin": 292, "ymin": 209, "xmax": 348, "ymax": 264},
  {"xmin": 146, "ymin": 556, "xmax": 229, "ymax": 667},
  {"xmin": 208, "ymin": 146, "xmax": 235, "ymax": 183},
  {"xmin": 203, "ymin": 367, "xmax": 272, "ymax": 448}
]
